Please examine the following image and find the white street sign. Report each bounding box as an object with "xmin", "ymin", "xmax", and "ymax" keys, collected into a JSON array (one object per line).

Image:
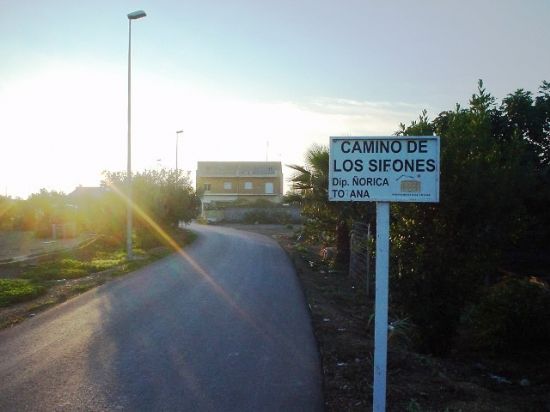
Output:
[
  {"xmin": 329, "ymin": 136, "xmax": 440, "ymax": 202},
  {"xmin": 328, "ymin": 136, "xmax": 440, "ymax": 411}
]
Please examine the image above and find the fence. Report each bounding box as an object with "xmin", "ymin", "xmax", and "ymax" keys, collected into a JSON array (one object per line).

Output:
[{"xmin": 349, "ymin": 221, "xmax": 373, "ymax": 297}]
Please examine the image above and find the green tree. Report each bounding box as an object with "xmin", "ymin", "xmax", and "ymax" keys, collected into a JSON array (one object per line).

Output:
[
  {"xmin": 15, "ymin": 190, "xmax": 72, "ymax": 237},
  {"xmin": 288, "ymin": 144, "xmax": 353, "ymax": 266},
  {"xmin": 102, "ymin": 169, "xmax": 199, "ymax": 244},
  {"xmin": 500, "ymin": 82, "xmax": 550, "ymax": 247},
  {"xmin": 288, "ymin": 144, "xmax": 330, "ymax": 227},
  {"xmin": 391, "ymin": 80, "xmax": 541, "ymax": 354},
  {"xmin": 502, "ymin": 81, "xmax": 550, "ymax": 166},
  {"xmin": 289, "ymin": 80, "xmax": 549, "ymax": 355},
  {"xmin": 69, "ymin": 186, "xmax": 126, "ymax": 240},
  {"xmin": 0, "ymin": 196, "xmax": 16, "ymax": 231}
]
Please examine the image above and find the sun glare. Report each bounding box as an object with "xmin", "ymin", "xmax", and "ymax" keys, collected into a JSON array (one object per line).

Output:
[
  {"xmin": 105, "ymin": 180, "xmax": 264, "ymax": 334},
  {"xmin": 1, "ymin": 63, "xmax": 421, "ymax": 198}
]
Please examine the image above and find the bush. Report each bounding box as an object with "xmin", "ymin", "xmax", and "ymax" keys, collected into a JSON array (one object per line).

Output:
[
  {"xmin": 89, "ymin": 258, "xmax": 123, "ymax": 271},
  {"xmin": 469, "ymin": 277, "xmax": 550, "ymax": 353},
  {"xmin": 57, "ymin": 268, "xmax": 89, "ymax": 279},
  {"xmin": 242, "ymin": 210, "xmax": 291, "ymax": 224},
  {"xmin": 22, "ymin": 259, "xmax": 90, "ymax": 280},
  {"xmin": 135, "ymin": 228, "xmax": 164, "ymax": 250},
  {"xmin": 0, "ymin": 279, "xmax": 46, "ymax": 307},
  {"xmin": 390, "ymin": 82, "xmax": 541, "ymax": 355}
]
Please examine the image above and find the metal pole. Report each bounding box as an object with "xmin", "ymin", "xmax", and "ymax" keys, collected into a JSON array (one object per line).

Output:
[
  {"xmin": 373, "ymin": 201, "xmax": 390, "ymax": 411},
  {"xmin": 126, "ymin": 18, "xmax": 133, "ymax": 260},
  {"xmin": 176, "ymin": 130, "xmax": 183, "ymax": 172},
  {"xmin": 125, "ymin": 10, "xmax": 146, "ymax": 260}
]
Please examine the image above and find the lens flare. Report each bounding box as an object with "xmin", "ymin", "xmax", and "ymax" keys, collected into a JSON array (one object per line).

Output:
[{"xmin": 106, "ymin": 181, "xmax": 260, "ymax": 330}]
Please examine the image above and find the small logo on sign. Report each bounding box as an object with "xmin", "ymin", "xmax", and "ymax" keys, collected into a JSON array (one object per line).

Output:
[{"xmin": 400, "ymin": 180, "xmax": 421, "ymax": 193}]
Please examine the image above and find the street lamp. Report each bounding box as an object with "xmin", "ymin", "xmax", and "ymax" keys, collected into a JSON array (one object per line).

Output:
[
  {"xmin": 126, "ymin": 9, "xmax": 146, "ymax": 260},
  {"xmin": 176, "ymin": 130, "xmax": 183, "ymax": 171}
]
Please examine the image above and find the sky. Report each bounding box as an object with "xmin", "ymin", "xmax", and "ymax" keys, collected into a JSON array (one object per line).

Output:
[{"xmin": 1, "ymin": 0, "xmax": 549, "ymax": 199}]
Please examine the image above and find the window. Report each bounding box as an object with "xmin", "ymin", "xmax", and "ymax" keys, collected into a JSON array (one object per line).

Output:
[
  {"xmin": 265, "ymin": 182, "xmax": 274, "ymax": 194},
  {"xmin": 223, "ymin": 182, "xmax": 232, "ymax": 190},
  {"xmin": 204, "ymin": 183, "xmax": 211, "ymax": 191},
  {"xmin": 244, "ymin": 181, "xmax": 253, "ymax": 190}
]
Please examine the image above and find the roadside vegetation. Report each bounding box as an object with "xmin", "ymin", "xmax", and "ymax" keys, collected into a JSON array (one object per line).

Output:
[
  {"xmin": 279, "ymin": 232, "xmax": 550, "ymax": 411},
  {"xmin": 199, "ymin": 198, "xmax": 300, "ymax": 225},
  {"xmin": 0, "ymin": 279, "xmax": 46, "ymax": 307},
  {"xmin": 0, "ymin": 168, "xmax": 198, "ymax": 239},
  {"xmin": 0, "ymin": 168, "xmax": 199, "ymax": 326},
  {"xmin": 287, "ymin": 80, "xmax": 550, "ymax": 410}
]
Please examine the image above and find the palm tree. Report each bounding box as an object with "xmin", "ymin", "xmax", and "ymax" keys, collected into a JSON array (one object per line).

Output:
[
  {"xmin": 288, "ymin": 143, "xmax": 329, "ymax": 201},
  {"xmin": 288, "ymin": 144, "xmax": 350, "ymax": 266}
]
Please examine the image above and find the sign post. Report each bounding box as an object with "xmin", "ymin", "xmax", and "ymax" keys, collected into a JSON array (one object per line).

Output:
[
  {"xmin": 329, "ymin": 136, "xmax": 440, "ymax": 411},
  {"xmin": 373, "ymin": 201, "xmax": 390, "ymax": 411}
]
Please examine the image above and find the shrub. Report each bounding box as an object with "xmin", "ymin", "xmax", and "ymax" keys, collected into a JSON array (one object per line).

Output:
[
  {"xmin": 469, "ymin": 277, "xmax": 550, "ymax": 353},
  {"xmin": 135, "ymin": 228, "xmax": 164, "ymax": 250},
  {"xmin": 58, "ymin": 268, "xmax": 89, "ymax": 279},
  {"xmin": 22, "ymin": 259, "xmax": 90, "ymax": 280},
  {"xmin": 0, "ymin": 279, "xmax": 46, "ymax": 307},
  {"xmin": 242, "ymin": 210, "xmax": 291, "ymax": 224},
  {"xmin": 59, "ymin": 258, "xmax": 86, "ymax": 269},
  {"xmin": 89, "ymin": 258, "xmax": 123, "ymax": 271}
]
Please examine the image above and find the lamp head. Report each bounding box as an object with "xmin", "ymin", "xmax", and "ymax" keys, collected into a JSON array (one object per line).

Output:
[{"xmin": 128, "ymin": 10, "xmax": 147, "ymax": 20}]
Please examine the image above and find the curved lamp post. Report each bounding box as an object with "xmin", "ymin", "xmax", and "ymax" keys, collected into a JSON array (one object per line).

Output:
[{"xmin": 126, "ymin": 9, "xmax": 146, "ymax": 260}]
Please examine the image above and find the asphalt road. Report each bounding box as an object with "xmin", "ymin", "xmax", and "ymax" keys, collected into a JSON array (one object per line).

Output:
[{"xmin": 0, "ymin": 224, "xmax": 323, "ymax": 411}]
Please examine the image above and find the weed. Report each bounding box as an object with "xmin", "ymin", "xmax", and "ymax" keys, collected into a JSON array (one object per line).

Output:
[
  {"xmin": 406, "ymin": 399, "xmax": 423, "ymax": 412},
  {"xmin": 58, "ymin": 258, "xmax": 86, "ymax": 269},
  {"xmin": 1, "ymin": 228, "xmax": 197, "ymax": 311},
  {"xmin": 295, "ymin": 244, "xmax": 308, "ymax": 254},
  {"xmin": 27, "ymin": 299, "xmax": 57, "ymax": 313},
  {"xmin": 21, "ymin": 264, "xmax": 89, "ymax": 281},
  {"xmin": 0, "ymin": 279, "xmax": 46, "ymax": 307},
  {"xmin": 388, "ymin": 317, "xmax": 414, "ymax": 348},
  {"xmin": 88, "ymin": 258, "xmax": 123, "ymax": 271}
]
